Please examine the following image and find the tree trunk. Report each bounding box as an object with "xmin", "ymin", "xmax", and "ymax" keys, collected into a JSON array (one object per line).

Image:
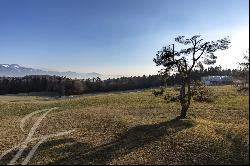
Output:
[{"xmin": 178, "ymin": 77, "xmax": 191, "ymax": 119}]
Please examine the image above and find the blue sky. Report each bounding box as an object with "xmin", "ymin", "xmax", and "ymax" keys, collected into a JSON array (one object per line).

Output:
[{"xmin": 0, "ymin": 0, "xmax": 249, "ymax": 76}]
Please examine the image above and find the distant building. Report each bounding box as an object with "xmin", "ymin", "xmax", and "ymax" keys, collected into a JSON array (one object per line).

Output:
[{"xmin": 201, "ymin": 76, "xmax": 234, "ymax": 85}]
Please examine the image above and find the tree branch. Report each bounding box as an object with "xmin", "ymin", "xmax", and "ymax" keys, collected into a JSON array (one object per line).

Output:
[
  {"xmin": 188, "ymin": 42, "xmax": 208, "ymax": 72},
  {"xmin": 195, "ymin": 43, "xmax": 208, "ymax": 61}
]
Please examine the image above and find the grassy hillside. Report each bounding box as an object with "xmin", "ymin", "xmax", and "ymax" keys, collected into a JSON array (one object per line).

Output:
[{"xmin": 0, "ymin": 85, "xmax": 248, "ymax": 165}]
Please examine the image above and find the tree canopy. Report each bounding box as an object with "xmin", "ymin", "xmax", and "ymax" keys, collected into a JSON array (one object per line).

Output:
[{"xmin": 154, "ymin": 35, "xmax": 230, "ymax": 76}]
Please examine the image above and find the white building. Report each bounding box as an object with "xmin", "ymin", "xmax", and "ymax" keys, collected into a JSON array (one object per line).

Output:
[{"xmin": 201, "ymin": 76, "xmax": 233, "ymax": 85}]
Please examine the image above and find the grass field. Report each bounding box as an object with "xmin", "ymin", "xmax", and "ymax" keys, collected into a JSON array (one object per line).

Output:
[{"xmin": 0, "ymin": 85, "xmax": 249, "ymax": 165}]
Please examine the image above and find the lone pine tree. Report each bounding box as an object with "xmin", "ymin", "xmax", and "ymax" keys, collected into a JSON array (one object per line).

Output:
[{"xmin": 154, "ymin": 35, "xmax": 230, "ymax": 119}]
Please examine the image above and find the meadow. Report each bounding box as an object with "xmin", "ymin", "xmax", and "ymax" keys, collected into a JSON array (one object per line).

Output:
[{"xmin": 0, "ymin": 85, "xmax": 248, "ymax": 165}]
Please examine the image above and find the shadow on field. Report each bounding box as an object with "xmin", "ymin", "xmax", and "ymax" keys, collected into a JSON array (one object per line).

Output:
[
  {"xmin": 49, "ymin": 118, "xmax": 194, "ymax": 165},
  {"xmin": 0, "ymin": 119, "xmax": 193, "ymax": 165},
  {"xmin": 0, "ymin": 138, "xmax": 91, "ymax": 165}
]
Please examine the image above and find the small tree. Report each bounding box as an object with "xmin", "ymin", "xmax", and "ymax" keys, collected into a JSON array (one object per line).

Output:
[
  {"xmin": 239, "ymin": 49, "xmax": 249, "ymax": 86},
  {"xmin": 239, "ymin": 49, "xmax": 249, "ymax": 70},
  {"xmin": 153, "ymin": 35, "xmax": 230, "ymax": 119}
]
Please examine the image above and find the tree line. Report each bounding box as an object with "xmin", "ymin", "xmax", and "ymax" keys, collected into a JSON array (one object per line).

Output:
[
  {"xmin": 0, "ymin": 66, "xmax": 245, "ymax": 96},
  {"xmin": 0, "ymin": 74, "xmax": 164, "ymax": 95}
]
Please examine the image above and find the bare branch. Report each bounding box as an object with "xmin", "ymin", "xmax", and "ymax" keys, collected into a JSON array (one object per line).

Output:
[{"xmin": 189, "ymin": 42, "xmax": 208, "ymax": 72}]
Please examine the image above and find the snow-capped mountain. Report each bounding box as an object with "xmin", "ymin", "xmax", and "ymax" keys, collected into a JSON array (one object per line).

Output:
[{"xmin": 0, "ymin": 64, "xmax": 106, "ymax": 79}]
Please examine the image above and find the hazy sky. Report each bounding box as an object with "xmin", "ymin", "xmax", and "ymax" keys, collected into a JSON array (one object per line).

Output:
[{"xmin": 0, "ymin": 0, "xmax": 249, "ymax": 76}]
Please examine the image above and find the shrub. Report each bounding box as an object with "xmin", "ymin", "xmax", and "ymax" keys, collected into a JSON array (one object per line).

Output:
[
  {"xmin": 237, "ymin": 84, "xmax": 249, "ymax": 93},
  {"xmin": 192, "ymin": 81, "xmax": 216, "ymax": 102},
  {"xmin": 163, "ymin": 91, "xmax": 180, "ymax": 102},
  {"xmin": 152, "ymin": 87, "xmax": 164, "ymax": 97}
]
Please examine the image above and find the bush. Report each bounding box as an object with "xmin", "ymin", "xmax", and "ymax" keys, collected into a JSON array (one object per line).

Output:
[
  {"xmin": 152, "ymin": 87, "xmax": 179, "ymax": 102},
  {"xmin": 152, "ymin": 87, "xmax": 164, "ymax": 97},
  {"xmin": 192, "ymin": 81, "xmax": 216, "ymax": 102},
  {"xmin": 237, "ymin": 84, "xmax": 249, "ymax": 93},
  {"xmin": 163, "ymin": 91, "xmax": 180, "ymax": 102}
]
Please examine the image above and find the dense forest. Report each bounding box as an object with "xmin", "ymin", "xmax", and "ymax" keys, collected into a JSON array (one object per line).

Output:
[{"xmin": 0, "ymin": 66, "xmax": 245, "ymax": 96}]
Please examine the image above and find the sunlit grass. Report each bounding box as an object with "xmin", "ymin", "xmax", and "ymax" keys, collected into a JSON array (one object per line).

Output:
[{"xmin": 0, "ymin": 85, "xmax": 248, "ymax": 164}]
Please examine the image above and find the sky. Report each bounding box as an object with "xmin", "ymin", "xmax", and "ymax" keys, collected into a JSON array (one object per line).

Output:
[{"xmin": 0, "ymin": 0, "xmax": 249, "ymax": 76}]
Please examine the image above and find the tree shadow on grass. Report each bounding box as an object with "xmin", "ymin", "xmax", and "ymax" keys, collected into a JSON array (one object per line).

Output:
[
  {"xmin": 50, "ymin": 118, "xmax": 194, "ymax": 165},
  {"xmin": 0, "ymin": 138, "xmax": 91, "ymax": 165},
  {"xmin": 0, "ymin": 118, "xmax": 194, "ymax": 165}
]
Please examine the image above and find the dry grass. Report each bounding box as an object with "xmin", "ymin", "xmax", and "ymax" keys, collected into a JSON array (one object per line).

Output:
[{"xmin": 0, "ymin": 85, "xmax": 248, "ymax": 165}]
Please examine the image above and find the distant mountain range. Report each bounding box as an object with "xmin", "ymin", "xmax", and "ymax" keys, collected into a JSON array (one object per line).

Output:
[{"xmin": 0, "ymin": 64, "xmax": 121, "ymax": 79}]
